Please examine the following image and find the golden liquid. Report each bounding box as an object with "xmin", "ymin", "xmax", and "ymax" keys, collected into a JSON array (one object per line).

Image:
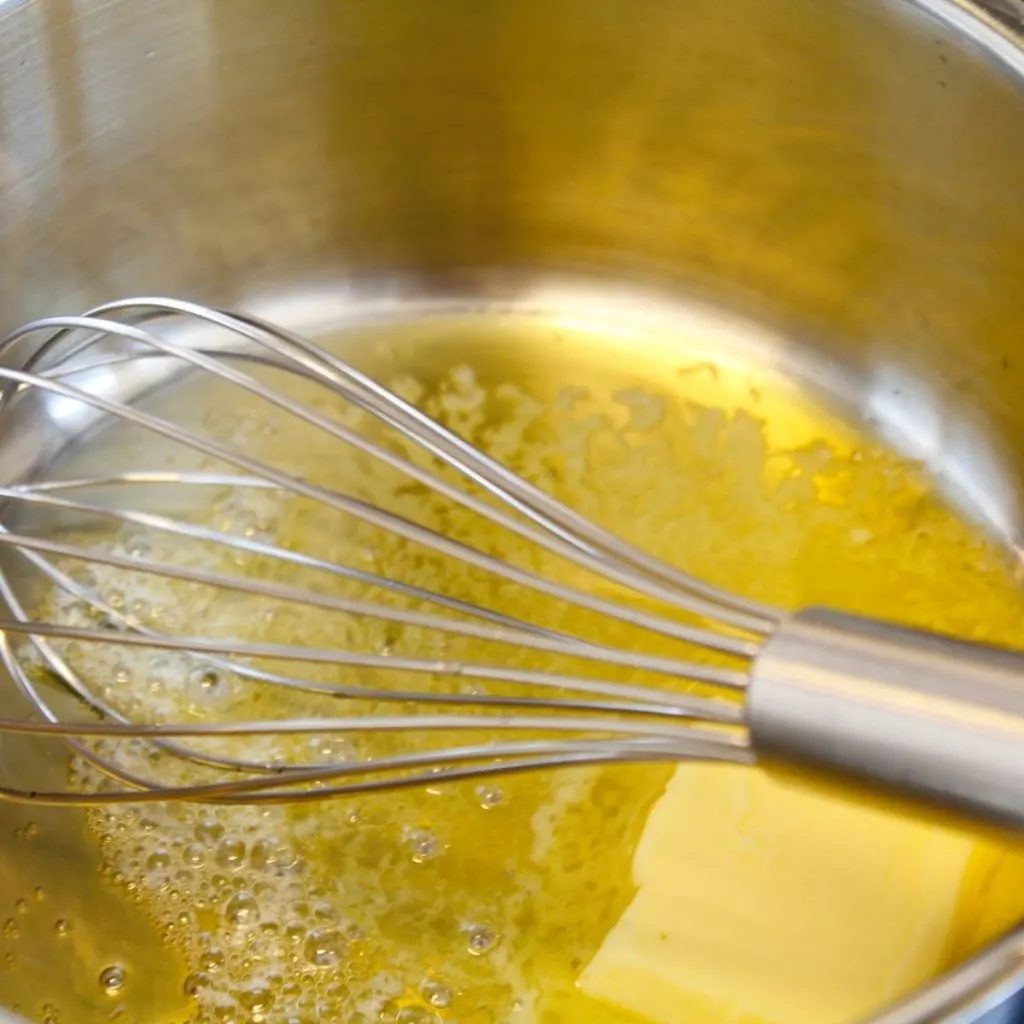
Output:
[{"xmin": 4, "ymin": 312, "xmax": 1024, "ymax": 1024}]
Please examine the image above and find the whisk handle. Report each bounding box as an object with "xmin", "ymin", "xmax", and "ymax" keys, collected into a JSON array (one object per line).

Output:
[{"xmin": 749, "ymin": 608, "xmax": 1024, "ymax": 831}]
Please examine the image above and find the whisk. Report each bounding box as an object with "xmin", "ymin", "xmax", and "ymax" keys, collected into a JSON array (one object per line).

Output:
[{"xmin": 0, "ymin": 297, "xmax": 1022, "ymax": 828}]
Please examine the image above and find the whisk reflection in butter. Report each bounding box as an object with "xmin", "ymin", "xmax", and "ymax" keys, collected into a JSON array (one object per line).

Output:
[{"xmin": 0, "ymin": 298, "xmax": 1021, "ymax": 827}]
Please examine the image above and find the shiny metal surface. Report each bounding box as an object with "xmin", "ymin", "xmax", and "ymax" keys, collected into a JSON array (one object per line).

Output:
[
  {"xmin": 751, "ymin": 609, "xmax": 1024, "ymax": 829},
  {"xmin": 0, "ymin": 0, "xmax": 1021, "ymax": 535},
  {"xmin": 0, "ymin": 0, "xmax": 1022, "ymax": 1022}
]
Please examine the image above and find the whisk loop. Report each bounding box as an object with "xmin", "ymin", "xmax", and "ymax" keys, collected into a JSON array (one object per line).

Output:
[{"xmin": 0, "ymin": 299, "xmax": 768, "ymax": 805}]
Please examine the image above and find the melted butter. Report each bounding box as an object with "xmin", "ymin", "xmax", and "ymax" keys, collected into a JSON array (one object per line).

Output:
[{"xmin": 6, "ymin": 312, "xmax": 1024, "ymax": 1024}]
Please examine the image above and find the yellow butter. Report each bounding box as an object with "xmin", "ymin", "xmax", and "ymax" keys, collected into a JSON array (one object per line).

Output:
[{"xmin": 579, "ymin": 764, "xmax": 1024, "ymax": 1024}]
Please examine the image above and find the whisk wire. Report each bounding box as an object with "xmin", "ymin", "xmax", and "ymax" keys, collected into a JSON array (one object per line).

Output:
[
  {"xmin": 0, "ymin": 360, "xmax": 762, "ymax": 655},
  {"xmin": 0, "ymin": 299, "xmax": 769, "ymax": 804},
  {"xmin": 17, "ymin": 300, "xmax": 783, "ymax": 630}
]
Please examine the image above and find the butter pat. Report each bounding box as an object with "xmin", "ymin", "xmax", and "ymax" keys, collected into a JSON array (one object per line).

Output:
[{"xmin": 579, "ymin": 765, "xmax": 983, "ymax": 1024}]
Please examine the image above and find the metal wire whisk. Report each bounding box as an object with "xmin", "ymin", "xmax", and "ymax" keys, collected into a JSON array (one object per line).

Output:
[{"xmin": 0, "ymin": 297, "xmax": 1022, "ymax": 827}]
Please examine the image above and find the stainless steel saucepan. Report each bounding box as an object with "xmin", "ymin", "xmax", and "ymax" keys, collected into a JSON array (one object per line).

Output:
[{"xmin": 0, "ymin": 1, "xmax": 1023, "ymax": 1022}]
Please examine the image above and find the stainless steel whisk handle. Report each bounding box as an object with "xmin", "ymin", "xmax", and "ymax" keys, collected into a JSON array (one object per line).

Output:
[{"xmin": 750, "ymin": 608, "xmax": 1024, "ymax": 831}]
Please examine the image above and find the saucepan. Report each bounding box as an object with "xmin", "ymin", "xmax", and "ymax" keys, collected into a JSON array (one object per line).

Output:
[{"xmin": 0, "ymin": 1, "xmax": 1023, "ymax": 1022}]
